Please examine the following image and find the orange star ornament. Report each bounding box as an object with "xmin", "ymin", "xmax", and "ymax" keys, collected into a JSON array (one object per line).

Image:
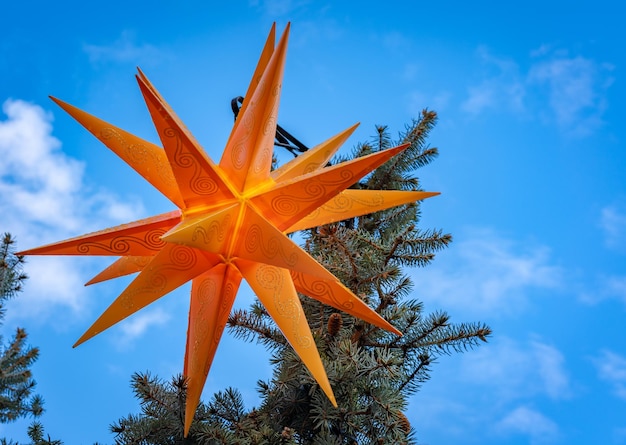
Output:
[{"xmin": 19, "ymin": 23, "xmax": 438, "ymax": 434}]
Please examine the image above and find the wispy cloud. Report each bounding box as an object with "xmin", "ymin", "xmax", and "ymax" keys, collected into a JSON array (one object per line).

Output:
[
  {"xmin": 113, "ymin": 307, "xmax": 171, "ymax": 350},
  {"xmin": 497, "ymin": 406, "xmax": 560, "ymax": 444},
  {"xmin": 409, "ymin": 90, "xmax": 452, "ymax": 115},
  {"xmin": 461, "ymin": 47, "xmax": 525, "ymax": 115},
  {"xmin": 528, "ymin": 52, "xmax": 613, "ymax": 137},
  {"xmin": 0, "ymin": 99, "xmax": 143, "ymax": 322},
  {"xmin": 600, "ymin": 202, "xmax": 626, "ymax": 251},
  {"xmin": 580, "ymin": 274, "xmax": 626, "ymax": 307},
  {"xmin": 605, "ymin": 276, "xmax": 626, "ymax": 303},
  {"xmin": 593, "ymin": 349, "xmax": 626, "ymax": 399},
  {"xmin": 380, "ymin": 30, "xmax": 412, "ymax": 53},
  {"xmin": 461, "ymin": 45, "xmax": 613, "ymax": 137},
  {"xmin": 579, "ymin": 202, "xmax": 626, "ymax": 304},
  {"xmin": 411, "ymin": 336, "xmax": 568, "ymax": 443},
  {"xmin": 613, "ymin": 427, "xmax": 626, "ymax": 444},
  {"xmin": 83, "ymin": 30, "xmax": 164, "ymax": 66},
  {"xmin": 248, "ymin": 0, "xmax": 311, "ymax": 16},
  {"xmin": 462, "ymin": 337, "xmax": 572, "ymax": 401},
  {"xmin": 413, "ymin": 228, "xmax": 562, "ymax": 316}
]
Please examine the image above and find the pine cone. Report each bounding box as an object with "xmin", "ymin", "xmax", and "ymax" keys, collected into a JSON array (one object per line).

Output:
[
  {"xmin": 327, "ymin": 313, "xmax": 342, "ymax": 336},
  {"xmin": 397, "ymin": 411, "xmax": 411, "ymax": 434},
  {"xmin": 281, "ymin": 426, "xmax": 294, "ymax": 439}
]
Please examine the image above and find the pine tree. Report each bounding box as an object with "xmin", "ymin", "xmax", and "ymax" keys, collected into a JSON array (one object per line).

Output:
[
  {"xmin": 0, "ymin": 234, "xmax": 43, "ymax": 423},
  {"xmin": 111, "ymin": 112, "xmax": 492, "ymax": 444},
  {"xmin": 0, "ymin": 234, "xmax": 61, "ymax": 445}
]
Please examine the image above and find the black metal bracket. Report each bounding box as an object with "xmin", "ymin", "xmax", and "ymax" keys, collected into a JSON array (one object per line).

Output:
[{"xmin": 231, "ymin": 96, "xmax": 309, "ymax": 157}]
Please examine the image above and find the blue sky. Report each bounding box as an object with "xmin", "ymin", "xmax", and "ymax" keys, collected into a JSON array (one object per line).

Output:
[{"xmin": 0, "ymin": 1, "xmax": 624, "ymax": 443}]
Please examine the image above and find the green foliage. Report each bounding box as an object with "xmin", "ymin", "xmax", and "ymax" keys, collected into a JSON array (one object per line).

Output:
[
  {"xmin": 0, "ymin": 234, "xmax": 28, "ymax": 315},
  {"xmin": 25, "ymin": 422, "xmax": 62, "ymax": 445},
  {"xmin": 112, "ymin": 113, "xmax": 492, "ymax": 444},
  {"xmin": 0, "ymin": 234, "xmax": 61, "ymax": 445},
  {"xmin": 0, "ymin": 234, "xmax": 42, "ymax": 423},
  {"xmin": 111, "ymin": 373, "xmax": 292, "ymax": 444}
]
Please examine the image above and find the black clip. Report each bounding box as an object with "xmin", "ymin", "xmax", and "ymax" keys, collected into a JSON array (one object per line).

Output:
[{"xmin": 231, "ymin": 96, "xmax": 309, "ymax": 157}]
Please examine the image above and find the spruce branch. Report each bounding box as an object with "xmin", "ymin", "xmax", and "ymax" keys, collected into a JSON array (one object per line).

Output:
[
  {"xmin": 228, "ymin": 308, "xmax": 287, "ymax": 349},
  {"xmin": 0, "ymin": 234, "xmax": 28, "ymax": 319}
]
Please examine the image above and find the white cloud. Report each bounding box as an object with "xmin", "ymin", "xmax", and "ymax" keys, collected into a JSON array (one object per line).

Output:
[
  {"xmin": 461, "ymin": 83, "xmax": 497, "ymax": 114},
  {"xmin": 580, "ymin": 201, "xmax": 626, "ymax": 302},
  {"xmin": 113, "ymin": 308, "xmax": 171, "ymax": 350},
  {"xmin": 408, "ymin": 394, "xmax": 479, "ymax": 439},
  {"xmin": 413, "ymin": 228, "xmax": 562, "ymax": 316},
  {"xmin": 0, "ymin": 99, "xmax": 85, "ymax": 232},
  {"xmin": 530, "ymin": 44, "xmax": 553, "ymax": 58},
  {"xmin": 497, "ymin": 406, "xmax": 559, "ymax": 444},
  {"xmin": 579, "ymin": 274, "xmax": 626, "ymax": 306},
  {"xmin": 402, "ymin": 63, "xmax": 419, "ymax": 81},
  {"xmin": 249, "ymin": 0, "xmax": 310, "ymax": 16},
  {"xmin": 613, "ymin": 427, "xmax": 626, "ymax": 444},
  {"xmin": 381, "ymin": 30, "xmax": 412, "ymax": 53},
  {"xmin": 462, "ymin": 337, "xmax": 571, "ymax": 401},
  {"xmin": 411, "ymin": 337, "xmax": 569, "ymax": 443},
  {"xmin": 83, "ymin": 30, "xmax": 163, "ymax": 66},
  {"xmin": 601, "ymin": 203, "xmax": 626, "ymax": 251},
  {"xmin": 528, "ymin": 53, "xmax": 613, "ymax": 137},
  {"xmin": 605, "ymin": 276, "xmax": 626, "ymax": 303},
  {"xmin": 409, "ymin": 90, "xmax": 452, "ymax": 115},
  {"xmin": 13, "ymin": 257, "xmax": 86, "ymax": 311},
  {"xmin": 461, "ymin": 46, "xmax": 613, "ymax": 137},
  {"xmin": 533, "ymin": 341, "xmax": 571, "ymax": 399},
  {"xmin": 0, "ymin": 99, "xmax": 144, "ymax": 322},
  {"xmin": 594, "ymin": 349, "xmax": 626, "ymax": 399},
  {"xmin": 460, "ymin": 47, "xmax": 525, "ymax": 115}
]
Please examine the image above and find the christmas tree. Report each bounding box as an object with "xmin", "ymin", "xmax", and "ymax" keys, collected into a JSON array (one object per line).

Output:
[{"xmin": 111, "ymin": 112, "xmax": 492, "ymax": 444}]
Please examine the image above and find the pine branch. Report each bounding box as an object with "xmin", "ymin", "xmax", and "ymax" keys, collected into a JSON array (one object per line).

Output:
[
  {"xmin": 0, "ymin": 233, "xmax": 28, "ymax": 319},
  {"xmin": 397, "ymin": 353, "xmax": 431, "ymax": 392},
  {"xmin": 0, "ymin": 234, "xmax": 54, "ymax": 440},
  {"xmin": 207, "ymin": 388, "xmax": 246, "ymax": 424},
  {"xmin": 367, "ymin": 111, "xmax": 439, "ymax": 191},
  {"xmin": 228, "ymin": 308, "xmax": 287, "ymax": 350},
  {"xmin": 326, "ymin": 228, "xmax": 360, "ymax": 284}
]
